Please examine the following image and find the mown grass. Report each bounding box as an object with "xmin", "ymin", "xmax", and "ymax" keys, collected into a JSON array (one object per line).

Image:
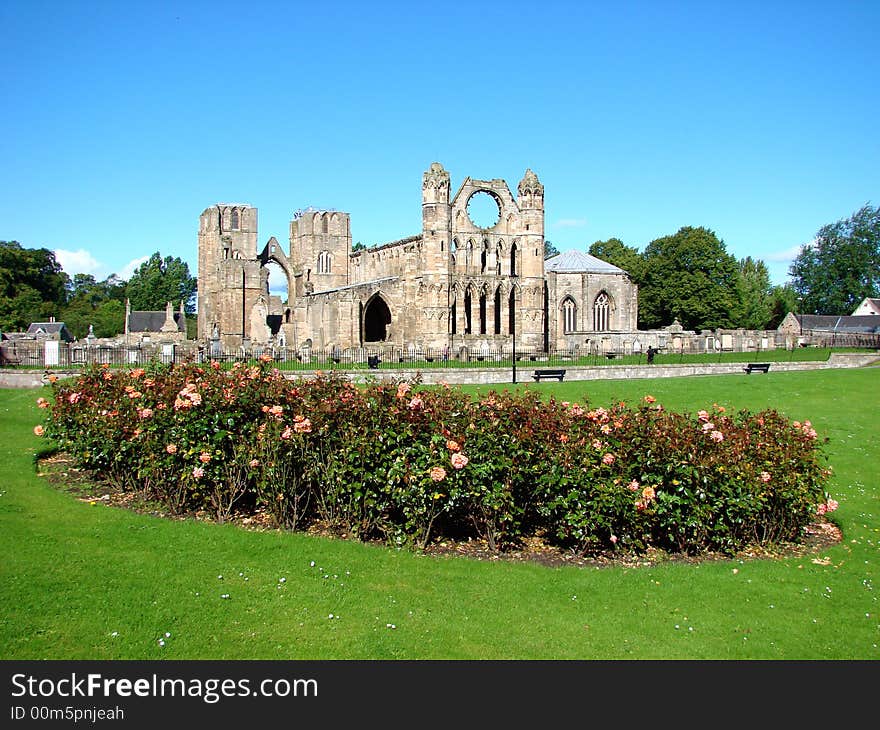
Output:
[{"xmin": 1, "ymin": 366, "xmax": 878, "ymax": 659}]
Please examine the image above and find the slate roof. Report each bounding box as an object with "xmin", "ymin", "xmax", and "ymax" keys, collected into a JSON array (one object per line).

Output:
[
  {"xmin": 128, "ymin": 311, "xmax": 186, "ymax": 333},
  {"xmin": 794, "ymin": 314, "xmax": 880, "ymax": 333},
  {"xmin": 545, "ymin": 250, "xmax": 626, "ymax": 274},
  {"xmin": 26, "ymin": 322, "xmax": 74, "ymax": 341}
]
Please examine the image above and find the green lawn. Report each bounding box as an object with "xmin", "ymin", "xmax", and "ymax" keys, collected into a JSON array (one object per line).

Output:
[{"xmin": 1, "ymin": 367, "xmax": 878, "ymax": 659}]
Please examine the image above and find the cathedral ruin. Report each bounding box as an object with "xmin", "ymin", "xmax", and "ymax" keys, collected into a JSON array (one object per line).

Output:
[{"xmin": 197, "ymin": 163, "xmax": 638, "ymax": 357}]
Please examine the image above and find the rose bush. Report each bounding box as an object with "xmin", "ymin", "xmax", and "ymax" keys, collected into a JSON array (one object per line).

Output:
[{"xmin": 38, "ymin": 363, "xmax": 835, "ymax": 556}]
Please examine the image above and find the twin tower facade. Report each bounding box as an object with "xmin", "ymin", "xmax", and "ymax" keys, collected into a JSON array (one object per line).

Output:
[{"xmin": 197, "ymin": 162, "xmax": 638, "ymax": 355}]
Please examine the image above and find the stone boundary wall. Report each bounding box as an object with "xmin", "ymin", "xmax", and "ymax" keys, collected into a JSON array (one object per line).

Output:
[
  {"xmin": 332, "ymin": 352, "xmax": 879, "ymax": 386},
  {"xmin": 2, "ymin": 352, "xmax": 876, "ymax": 389}
]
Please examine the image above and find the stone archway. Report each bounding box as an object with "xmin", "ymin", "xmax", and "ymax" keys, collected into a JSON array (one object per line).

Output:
[{"xmin": 363, "ymin": 294, "xmax": 392, "ymax": 342}]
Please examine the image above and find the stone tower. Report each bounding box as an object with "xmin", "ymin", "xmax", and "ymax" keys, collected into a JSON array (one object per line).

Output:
[
  {"xmin": 289, "ymin": 210, "xmax": 351, "ymax": 296},
  {"xmin": 515, "ymin": 168, "xmax": 546, "ymax": 350},
  {"xmin": 197, "ymin": 204, "xmax": 265, "ymax": 348},
  {"xmin": 419, "ymin": 162, "xmax": 453, "ymax": 346}
]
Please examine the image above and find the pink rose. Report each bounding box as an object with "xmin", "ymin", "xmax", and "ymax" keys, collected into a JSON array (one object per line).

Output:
[
  {"xmin": 710, "ymin": 430, "xmax": 724, "ymax": 442},
  {"xmin": 192, "ymin": 466, "xmax": 204, "ymax": 479},
  {"xmin": 199, "ymin": 452, "xmax": 212, "ymax": 463},
  {"xmin": 451, "ymin": 452, "xmax": 469, "ymax": 470},
  {"xmin": 430, "ymin": 466, "xmax": 447, "ymax": 482},
  {"xmin": 602, "ymin": 452, "xmax": 615, "ymax": 466},
  {"xmin": 166, "ymin": 444, "xmax": 177, "ymax": 454},
  {"xmin": 33, "ymin": 425, "xmax": 44, "ymax": 436}
]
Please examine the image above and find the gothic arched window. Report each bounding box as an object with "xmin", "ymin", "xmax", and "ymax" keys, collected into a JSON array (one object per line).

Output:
[
  {"xmin": 317, "ymin": 250, "xmax": 332, "ymax": 274},
  {"xmin": 593, "ymin": 292, "xmax": 611, "ymax": 331},
  {"xmin": 562, "ymin": 296, "xmax": 577, "ymax": 333},
  {"xmin": 231, "ymin": 208, "xmax": 240, "ymax": 231}
]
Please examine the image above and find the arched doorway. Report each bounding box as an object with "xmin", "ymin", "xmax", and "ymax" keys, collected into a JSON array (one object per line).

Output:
[{"xmin": 363, "ymin": 294, "xmax": 392, "ymax": 342}]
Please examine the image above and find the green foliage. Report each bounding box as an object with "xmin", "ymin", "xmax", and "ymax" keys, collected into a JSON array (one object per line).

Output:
[
  {"xmin": 40, "ymin": 364, "xmax": 833, "ymax": 558},
  {"xmin": 638, "ymin": 227, "xmax": 741, "ymax": 330},
  {"xmin": 125, "ymin": 252, "xmax": 197, "ymax": 314},
  {"xmin": 767, "ymin": 284, "xmax": 799, "ymax": 329},
  {"xmin": 0, "ymin": 241, "xmax": 70, "ymax": 330},
  {"xmin": 59, "ymin": 274, "xmax": 127, "ymax": 338},
  {"xmin": 589, "ymin": 238, "xmax": 645, "ymax": 281},
  {"xmin": 736, "ymin": 256, "xmax": 773, "ymax": 329},
  {"xmin": 544, "ymin": 240, "xmax": 561, "ymax": 259},
  {"xmin": 790, "ymin": 203, "xmax": 880, "ymax": 314}
]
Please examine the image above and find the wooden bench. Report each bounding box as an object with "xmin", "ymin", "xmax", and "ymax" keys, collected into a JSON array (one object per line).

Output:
[
  {"xmin": 744, "ymin": 363, "xmax": 771, "ymax": 374},
  {"xmin": 532, "ymin": 369, "xmax": 566, "ymax": 382}
]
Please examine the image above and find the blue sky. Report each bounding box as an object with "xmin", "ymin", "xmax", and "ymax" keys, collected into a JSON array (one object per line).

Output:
[{"xmin": 2, "ymin": 0, "xmax": 878, "ymax": 287}]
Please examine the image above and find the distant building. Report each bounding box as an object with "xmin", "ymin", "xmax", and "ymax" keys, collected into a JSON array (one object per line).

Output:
[
  {"xmin": 124, "ymin": 300, "xmax": 188, "ymax": 345},
  {"xmin": 852, "ymin": 297, "xmax": 880, "ymax": 316},
  {"xmin": 26, "ymin": 319, "xmax": 74, "ymax": 342},
  {"xmin": 777, "ymin": 312, "xmax": 880, "ymax": 347}
]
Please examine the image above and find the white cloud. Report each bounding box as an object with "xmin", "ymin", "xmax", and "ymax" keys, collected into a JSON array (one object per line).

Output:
[
  {"xmin": 553, "ymin": 218, "xmax": 588, "ymax": 229},
  {"xmin": 764, "ymin": 243, "xmax": 808, "ymax": 263},
  {"xmin": 119, "ymin": 256, "xmax": 150, "ymax": 280},
  {"xmin": 54, "ymin": 248, "xmax": 104, "ymax": 276}
]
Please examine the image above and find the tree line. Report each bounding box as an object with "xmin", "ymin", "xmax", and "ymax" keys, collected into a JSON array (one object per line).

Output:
[
  {"xmin": 547, "ymin": 203, "xmax": 879, "ymax": 332},
  {"xmin": 0, "ymin": 245, "xmax": 196, "ymax": 339}
]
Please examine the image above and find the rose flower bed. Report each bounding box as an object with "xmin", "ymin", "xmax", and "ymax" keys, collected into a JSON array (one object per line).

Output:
[{"xmin": 35, "ymin": 361, "xmax": 838, "ymax": 557}]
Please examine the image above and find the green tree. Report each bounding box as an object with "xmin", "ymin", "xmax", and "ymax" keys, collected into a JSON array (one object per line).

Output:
[
  {"xmin": 767, "ymin": 284, "xmax": 799, "ymax": 329},
  {"xmin": 0, "ymin": 241, "xmax": 70, "ymax": 331},
  {"xmin": 638, "ymin": 227, "xmax": 740, "ymax": 331},
  {"xmin": 544, "ymin": 240, "xmax": 561, "ymax": 259},
  {"xmin": 60, "ymin": 273, "xmax": 127, "ymax": 338},
  {"xmin": 588, "ymin": 238, "xmax": 644, "ymax": 281},
  {"xmin": 735, "ymin": 256, "xmax": 773, "ymax": 329},
  {"xmin": 125, "ymin": 253, "xmax": 197, "ymax": 313},
  {"xmin": 67, "ymin": 273, "xmax": 125, "ymax": 306},
  {"xmin": 789, "ymin": 204, "xmax": 880, "ymax": 314}
]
